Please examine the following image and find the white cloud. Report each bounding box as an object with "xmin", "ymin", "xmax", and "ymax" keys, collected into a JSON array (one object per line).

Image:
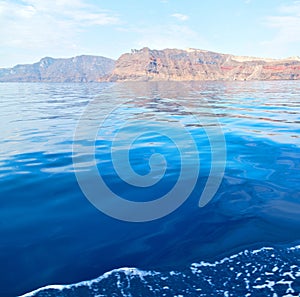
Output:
[
  {"xmin": 262, "ymin": 2, "xmax": 300, "ymax": 57},
  {"xmin": 0, "ymin": 0, "xmax": 120, "ymax": 66},
  {"xmin": 132, "ymin": 24, "xmax": 208, "ymax": 51},
  {"xmin": 171, "ymin": 13, "xmax": 189, "ymax": 21},
  {"xmin": 277, "ymin": 1, "xmax": 300, "ymax": 15},
  {"xmin": 65, "ymin": 11, "xmax": 119, "ymax": 26}
]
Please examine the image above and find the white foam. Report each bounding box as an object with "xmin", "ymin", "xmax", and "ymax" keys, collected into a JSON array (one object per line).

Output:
[
  {"xmin": 19, "ymin": 267, "xmax": 158, "ymax": 297},
  {"xmin": 20, "ymin": 243, "xmax": 300, "ymax": 297},
  {"xmin": 272, "ymin": 267, "xmax": 279, "ymax": 272},
  {"xmin": 253, "ymin": 280, "xmax": 276, "ymax": 290}
]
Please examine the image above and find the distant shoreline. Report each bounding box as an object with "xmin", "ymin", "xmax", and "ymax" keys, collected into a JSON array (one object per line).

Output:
[{"xmin": 1, "ymin": 47, "xmax": 300, "ymax": 82}]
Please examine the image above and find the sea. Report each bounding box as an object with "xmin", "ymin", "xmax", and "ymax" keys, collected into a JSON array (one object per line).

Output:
[{"xmin": 0, "ymin": 81, "xmax": 299, "ymax": 297}]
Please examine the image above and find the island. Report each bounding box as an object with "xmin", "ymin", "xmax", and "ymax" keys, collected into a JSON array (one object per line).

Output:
[{"xmin": 1, "ymin": 47, "xmax": 300, "ymax": 82}]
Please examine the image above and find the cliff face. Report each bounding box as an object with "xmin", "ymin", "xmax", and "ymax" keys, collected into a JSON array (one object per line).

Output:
[
  {"xmin": 109, "ymin": 47, "xmax": 300, "ymax": 81},
  {"xmin": 0, "ymin": 55, "xmax": 115, "ymax": 82},
  {"xmin": 1, "ymin": 48, "xmax": 300, "ymax": 82}
]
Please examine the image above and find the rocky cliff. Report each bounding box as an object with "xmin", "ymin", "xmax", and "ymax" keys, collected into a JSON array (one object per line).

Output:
[
  {"xmin": 1, "ymin": 48, "xmax": 300, "ymax": 82},
  {"xmin": 109, "ymin": 47, "xmax": 300, "ymax": 81},
  {"xmin": 0, "ymin": 55, "xmax": 115, "ymax": 82}
]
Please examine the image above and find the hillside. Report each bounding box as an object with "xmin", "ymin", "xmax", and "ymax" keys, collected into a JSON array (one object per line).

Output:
[
  {"xmin": 1, "ymin": 48, "xmax": 300, "ymax": 82},
  {"xmin": 0, "ymin": 55, "xmax": 115, "ymax": 82},
  {"xmin": 109, "ymin": 47, "xmax": 300, "ymax": 81}
]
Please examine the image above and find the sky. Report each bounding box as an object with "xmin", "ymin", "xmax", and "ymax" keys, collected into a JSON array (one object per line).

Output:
[{"xmin": 0, "ymin": 0, "xmax": 300, "ymax": 67}]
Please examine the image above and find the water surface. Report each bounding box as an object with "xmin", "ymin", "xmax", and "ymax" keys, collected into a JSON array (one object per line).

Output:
[{"xmin": 0, "ymin": 81, "xmax": 299, "ymax": 296}]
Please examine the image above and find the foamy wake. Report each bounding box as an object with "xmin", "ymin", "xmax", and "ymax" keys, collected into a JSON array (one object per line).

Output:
[{"xmin": 20, "ymin": 244, "xmax": 300, "ymax": 297}]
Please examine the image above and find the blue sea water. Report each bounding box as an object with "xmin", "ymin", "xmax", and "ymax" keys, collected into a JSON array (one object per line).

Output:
[{"xmin": 0, "ymin": 81, "xmax": 299, "ymax": 296}]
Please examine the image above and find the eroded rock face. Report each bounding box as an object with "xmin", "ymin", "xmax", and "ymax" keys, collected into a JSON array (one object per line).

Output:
[
  {"xmin": 1, "ymin": 48, "xmax": 299, "ymax": 82},
  {"xmin": 109, "ymin": 47, "xmax": 300, "ymax": 81},
  {"xmin": 0, "ymin": 55, "xmax": 115, "ymax": 82}
]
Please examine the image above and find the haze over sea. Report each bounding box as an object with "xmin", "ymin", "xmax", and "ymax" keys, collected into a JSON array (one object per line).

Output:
[{"xmin": 0, "ymin": 81, "xmax": 299, "ymax": 296}]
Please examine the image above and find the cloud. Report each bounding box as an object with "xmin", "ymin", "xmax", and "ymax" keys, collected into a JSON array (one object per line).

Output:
[
  {"xmin": 65, "ymin": 11, "xmax": 119, "ymax": 26},
  {"xmin": 132, "ymin": 24, "xmax": 208, "ymax": 51},
  {"xmin": 262, "ymin": 1, "xmax": 300, "ymax": 57},
  {"xmin": 0, "ymin": 0, "xmax": 120, "ymax": 66},
  {"xmin": 171, "ymin": 13, "xmax": 189, "ymax": 21},
  {"xmin": 277, "ymin": 1, "xmax": 300, "ymax": 15}
]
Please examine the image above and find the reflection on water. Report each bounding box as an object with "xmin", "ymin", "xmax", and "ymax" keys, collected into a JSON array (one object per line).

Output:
[{"xmin": 0, "ymin": 81, "xmax": 299, "ymax": 296}]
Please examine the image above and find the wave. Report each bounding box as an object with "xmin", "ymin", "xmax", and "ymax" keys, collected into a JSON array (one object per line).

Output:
[{"xmin": 21, "ymin": 244, "xmax": 300, "ymax": 297}]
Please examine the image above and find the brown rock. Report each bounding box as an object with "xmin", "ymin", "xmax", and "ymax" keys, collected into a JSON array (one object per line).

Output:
[
  {"xmin": 0, "ymin": 55, "xmax": 115, "ymax": 82},
  {"xmin": 109, "ymin": 47, "xmax": 300, "ymax": 81}
]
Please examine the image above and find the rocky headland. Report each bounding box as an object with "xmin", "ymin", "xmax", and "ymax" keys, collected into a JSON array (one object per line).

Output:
[
  {"xmin": 1, "ymin": 47, "xmax": 300, "ymax": 82},
  {"xmin": 110, "ymin": 47, "xmax": 300, "ymax": 81},
  {"xmin": 0, "ymin": 55, "xmax": 115, "ymax": 82}
]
